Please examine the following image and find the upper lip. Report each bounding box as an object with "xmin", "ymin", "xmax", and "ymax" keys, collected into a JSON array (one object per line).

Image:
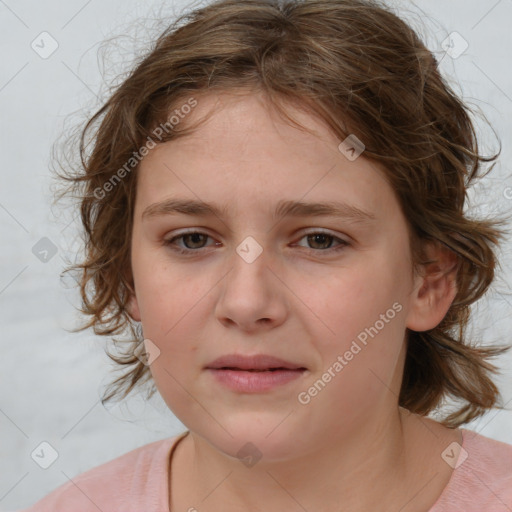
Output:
[{"xmin": 205, "ymin": 354, "xmax": 307, "ymax": 371}]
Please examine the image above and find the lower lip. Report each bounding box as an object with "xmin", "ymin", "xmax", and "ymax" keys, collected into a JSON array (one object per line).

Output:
[{"xmin": 206, "ymin": 368, "xmax": 306, "ymax": 392}]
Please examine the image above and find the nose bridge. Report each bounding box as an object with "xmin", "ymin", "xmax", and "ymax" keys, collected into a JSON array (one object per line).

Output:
[
  {"xmin": 235, "ymin": 234, "xmax": 266, "ymax": 266},
  {"xmin": 226, "ymin": 233, "xmax": 272, "ymax": 295}
]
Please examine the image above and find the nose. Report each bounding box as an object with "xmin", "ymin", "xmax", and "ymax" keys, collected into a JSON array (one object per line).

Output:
[{"xmin": 214, "ymin": 237, "xmax": 289, "ymax": 333}]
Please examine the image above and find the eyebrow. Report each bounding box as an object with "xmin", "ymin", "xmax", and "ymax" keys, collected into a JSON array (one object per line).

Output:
[{"xmin": 142, "ymin": 198, "xmax": 376, "ymax": 224}]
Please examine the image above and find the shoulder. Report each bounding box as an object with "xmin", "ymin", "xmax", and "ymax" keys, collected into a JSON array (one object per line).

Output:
[
  {"xmin": 431, "ymin": 428, "xmax": 512, "ymax": 511},
  {"xmin": 20, "ymin": 432, "xmax": 188, "ymax": 512},
  {"xmin": 462, "ymin": 429, "xmax": 512, "ymax": 491}
]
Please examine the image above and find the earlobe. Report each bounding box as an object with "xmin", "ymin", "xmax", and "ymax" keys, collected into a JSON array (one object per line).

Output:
[
  {"xmin": 123, "ymin": 270, "xmax": 141, "ymax": 322},
  {"xmin": 126, "ymin": 293, "xmax": 141, "ymax": 322},
  {"xmin": 406, "ymin": 242, "xmax": 459, "ymax": 332}
]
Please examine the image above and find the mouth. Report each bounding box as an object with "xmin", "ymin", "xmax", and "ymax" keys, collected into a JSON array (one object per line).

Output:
[
  {"xmin": 213, "ymin": 367, "xmax": 305, "ymax": 372},
  {"xmin": 204, "ymin": 354, "xmax": 308, "ymax": 392},
  {"xmin": 205, "ymin": 360, "xmax": 307, "ymax": 393},
  {"xmin": 205, "ymin": 353, "xmax": 307, "ymax": 372}
]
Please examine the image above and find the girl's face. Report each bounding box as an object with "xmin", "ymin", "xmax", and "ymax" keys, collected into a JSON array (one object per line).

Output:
[{"xmin": 128, "ymin": 91, "xmax": 426, "ymax": 459}]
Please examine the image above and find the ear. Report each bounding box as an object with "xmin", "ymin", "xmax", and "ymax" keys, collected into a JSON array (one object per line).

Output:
[
  {"xmin": 406, "ymin": 241, "xmax": 459, "ymax": 332},
  {"xmin": 123, "ymin": 271, "xmax": 141, "ymax": 322},
  {"xmin": 126, "ymin": 293, "xmax": 141, "ymax": 322}
]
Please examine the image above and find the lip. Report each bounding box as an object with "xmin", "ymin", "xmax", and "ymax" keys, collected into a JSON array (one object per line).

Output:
[
  {"xmin": 207, "ymin": 368, "xmax": 306, "ymax": 392},
  {"xmin": 205, "ymin": 353, "xmax": 307, "ymax": 371},
  {"xmin": 205, "ymin": 354, "xmax": 307, "ymax": 393}
]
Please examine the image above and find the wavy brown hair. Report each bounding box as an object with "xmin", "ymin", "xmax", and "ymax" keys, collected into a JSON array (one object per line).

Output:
[{"xmin": 54, "ymin": 0, "xmax": 511, "ymax": 427}]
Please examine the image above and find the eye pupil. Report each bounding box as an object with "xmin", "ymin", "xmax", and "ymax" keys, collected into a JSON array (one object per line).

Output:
[
  {"xmin": 184, "ymin": 233, "xmax": 207, "ymax": 248},
  {"xmin": 308, "ymin": 233, "xmax": 332, "ymax": 249},
  {"xmin": 168, "ymin": 231, "xmax": 345, "ymax": 255}
]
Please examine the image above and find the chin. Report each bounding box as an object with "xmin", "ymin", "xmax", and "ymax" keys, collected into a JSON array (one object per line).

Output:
[{"xmin": 191, "ymin": 413, "xmax": 300, "ymax": 464}]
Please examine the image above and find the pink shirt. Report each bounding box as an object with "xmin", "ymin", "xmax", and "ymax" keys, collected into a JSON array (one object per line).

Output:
[{"xmin": 21, "ymin": 428, "xmax": 512, "ymax": 511}]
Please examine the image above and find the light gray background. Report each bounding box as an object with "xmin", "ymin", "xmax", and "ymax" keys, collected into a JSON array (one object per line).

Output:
[{"xmin": 1, "ymin": 0, "xmax": 511, "ymax": 510}]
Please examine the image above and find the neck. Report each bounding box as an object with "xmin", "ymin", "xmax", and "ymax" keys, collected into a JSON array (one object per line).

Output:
[{"xmin": 171, "ymin": 407, "xmax": 446, "ymax": 512}]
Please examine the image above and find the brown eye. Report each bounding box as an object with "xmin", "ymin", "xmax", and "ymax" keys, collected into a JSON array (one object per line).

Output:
[
  {"xmin": 164, "ymin": 231, "xmax": 215, "ymax": 254},
  {"xmin": 164, "ymin": 229, "xmax": 350, "ymax": 256},
  {"xmin": 295, "ymin": 231, "xmax": 349, "ymax": 253},
  {"xmin": 306, "ymin": 233, "xmax": 335, "ymax": 250},
  {"xmin": 180, "ymin": 233, "xmax": 209, "ymax": 249}
]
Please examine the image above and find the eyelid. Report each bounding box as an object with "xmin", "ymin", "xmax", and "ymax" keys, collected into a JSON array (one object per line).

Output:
[
  {"xmin": 293, "ymin": 228, "xmax": 350, "ymax": 249},
  {"xmin": 166, "ymin": 227, "xmax": 349, "ymax": 240},
  {"xmin": 298, "ymin": 227, "xmax": 349, "ymax": 240},
  {"xmin": 163, "ymin": 227, "xmax": 351, "ymax": 255}
]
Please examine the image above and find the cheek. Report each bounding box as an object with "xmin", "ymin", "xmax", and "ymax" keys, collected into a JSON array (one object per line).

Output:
[
  {"xmin": 134, "ymin": 263, "xmax": 208, "ymax": 416},
  {"xmin": 137, "ymin": 274, "xmax": 206, "ymax": 347},
  {"xmin": 130, "ymin": 254, "xmax": 205, "ymax": 379},
  {"xmin": 297, "ymin": 253, "xmax": 409, "ymax": 397},
  {"xmin": 303, "ymin": 257, "xmax": 407, "ymax": 343},
  {"xmin": 132, "ymin": 242, "xmax": 203, "ymax": 330}
]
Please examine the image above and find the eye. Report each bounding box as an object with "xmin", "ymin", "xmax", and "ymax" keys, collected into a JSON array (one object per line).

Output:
[
  {"xmin": 294, "ymin": 230, "xmax": 350, "ymax": 253},
  {"xmin": 163, "ymin": 229, "xmax": 350, "ymax": 255},
  {"xmin": 164, "ymin": 231, "xmax": 217, "ymax": 254}
]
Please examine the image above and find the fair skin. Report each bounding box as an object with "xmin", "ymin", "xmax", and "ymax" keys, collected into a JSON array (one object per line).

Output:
[{"xmin": 127, "ymin": 90, "xmax": 461, "ymax": 512}]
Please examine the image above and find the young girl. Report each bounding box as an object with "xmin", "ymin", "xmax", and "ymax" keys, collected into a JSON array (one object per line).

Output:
[{"xmin": 23, "ymin": 0, "xmax": 512, "ymax": 510}]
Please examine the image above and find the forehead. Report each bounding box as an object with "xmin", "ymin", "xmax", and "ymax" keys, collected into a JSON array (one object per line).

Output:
[
  {"xmin": 135, "ymin": 91, "xmax": 399, "ymax": 223},
  {"xmin": 164, "ymin": 90, "xmax": 342, "ymax": 159}
]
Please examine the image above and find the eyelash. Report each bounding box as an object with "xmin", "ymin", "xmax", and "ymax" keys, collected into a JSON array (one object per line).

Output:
[{"xmin": 163, "ymin": 230, "xmax": 350, "ymax": 256}]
